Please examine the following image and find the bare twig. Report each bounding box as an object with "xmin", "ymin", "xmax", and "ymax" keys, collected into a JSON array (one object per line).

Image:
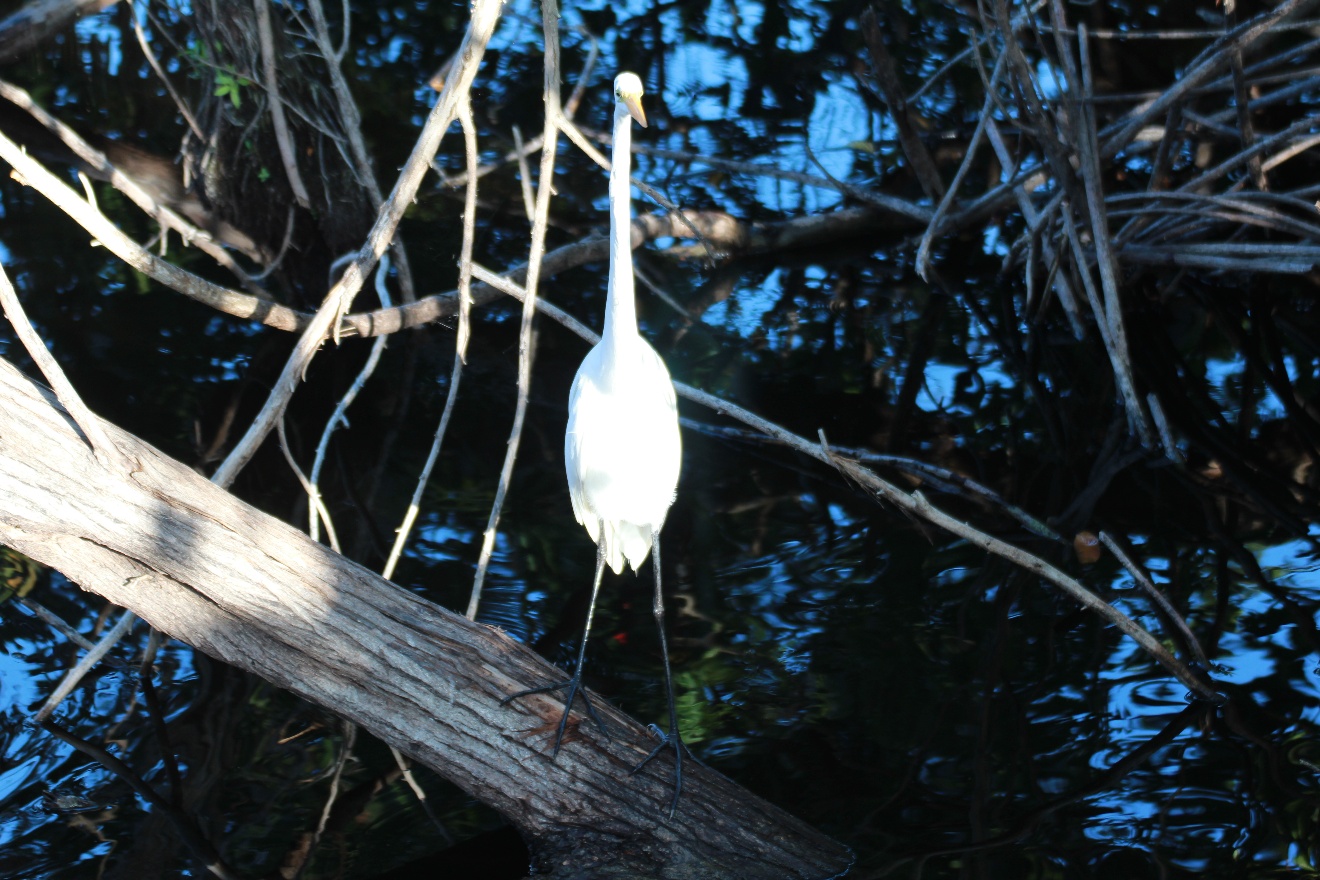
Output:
[
  {"xmin": 1224, "ymin": 5, "xmax": 1268, "ymax": 191},
  {"xmin": 382, "ymin": 97, "xmax": 481, "ymax": 580},
  {"xmin": 512, "ymin": 124, "xmax": 536, "ymax": 222},
  {"xmin": 1100, "ymin": 0, "xmax": 1318, "ymax": 156},
  {"xmin": 128, "ymin": 0, "xmax": 204, "ymax": 140},
  {"xmin": 468, "ymin": 0, "xmax": 563, "ymax": 620},
  {"xmin": 41, "ymin": 717, "xmax": 246, "ymax": 880},
  {"xmin": 860, "ymin": 6, "xmax": 944, "ymax": 200},
  {"xmin": 35, "ymin": 607, "xmax": 137, "ymax": 722},
  {"xmin": 277, "ymin": 418, "xmax": 341, "ymax": 552},
  {"xmin": 306, "ymin": 0, "xmax": 417, "ymax": 304},
  {"xmin": 682, "ymin": 418, "xmax": 1064, "ymax": 542},
  {"xmin": 1099, "ymin": 531, "xmax": 1213, "ymax": 669},
  {"xmin": 985, "ymin": 118, "xmax": 1085, "ymax": 337},
  {"xmin": 308, "ymin": 260, "xmax": 392, "ymax": 542},
  {"xmin": 209, "ymin": 0, "xmax": 504, "ymax": 489},
  {"xmin": 292, "ymin": 721, "xmax": 356, "ymax": 880},
  {"xmin": 916, "ymin": 51, "xmax": 1007, "ymax": 280},
  {"xmin": 1071, "ymin": 21, "xmax": 1155, "ymax": 447},
  {"xmin": 388, "ymin": 745, "xmax": 454, "ymax": 845},
  {"xmin": 15, "ymin": 597, "xmax": 98, "ymax": 650},
  {"xmin": 1119, "ymin": 244, "xmax": 1320, "ymax": 273},
  {"xmin": 596, "ymin": 133, "xmax": 934, "ymax": 223},
  {"xmin": 0, "ymin": 259, "xmax": 122, "ymax": 468},
  {"xmin": 254, "ymin": 0, "xmax": 311, "ymax": 207},
  {"xmin": 821, "ymin": 435, "xmax": 1222, "ymax": 703},
  {"xmin": 1175, "ymin": 113, "xmax": 1320, "ymax": 195},
  {"xmin": 434, "ymin": 28, "xmax": 595, "ymax": 190}
]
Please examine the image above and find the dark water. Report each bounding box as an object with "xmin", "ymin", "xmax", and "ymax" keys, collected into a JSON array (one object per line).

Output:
[{"xmin": 1, "ymin": 0, "xmax": 1319, "ymax": 877}]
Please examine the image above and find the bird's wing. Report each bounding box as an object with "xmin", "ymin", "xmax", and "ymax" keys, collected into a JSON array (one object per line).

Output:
[
  {"xmin": 564, "ymin": 341, "xmax": 680, "ymax": 573},
  {"xmin": 639, "ymin": 342, "xmax": 682, "ymax": 508},
  {"xmin": 564, "ymin": 364, "xmax": 596, "ymax": 541}
]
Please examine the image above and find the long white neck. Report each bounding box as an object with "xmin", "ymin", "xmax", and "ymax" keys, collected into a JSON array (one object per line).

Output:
[{"xmin": 603, "ymin": 101, "xmax": 637, "ymax": 347}]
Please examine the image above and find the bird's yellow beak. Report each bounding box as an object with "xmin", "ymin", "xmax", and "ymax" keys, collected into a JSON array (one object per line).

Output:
[{"xmin": 622, "ymin": 92, "xmax": 647, "ymax": 129}]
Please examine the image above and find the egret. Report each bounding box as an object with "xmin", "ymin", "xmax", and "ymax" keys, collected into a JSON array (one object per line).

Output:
[{"xmin": 503, "ymin": 72, "xmax": 687, "ymax": 815}]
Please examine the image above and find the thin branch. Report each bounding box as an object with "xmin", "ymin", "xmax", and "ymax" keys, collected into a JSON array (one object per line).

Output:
[
  {"xmin": 1099, "ymin": 531, "xmax": 1212, "ymax": 669},
  {"xmin": 822, "ymin": 436, "xmax": 1222, "ymax": 703},
  {"xmin": 209, "ymin": 0, "xmax": 504, "ymax": 489},
  {"xmin": 292, "ymin": 721, "xmax": 356, "ymax": 880},
  {"xmin": 860, "ymin": 5, "xmax": 944, "ymax": 200},
  {"xmin": 433, "ymin": 28, "xmax": 594, "ymax": 190},
  {"xmin": 381, "ymin": 97, "xmax": 480, "ymax": 581},
  {"xmin": 277, "ymin": 418, "xmax": 341, "ymax": 552},
  {"xmin": 35, "ymin": 607, "xmax": 137, "ymax": 722},
  {"xmin": 306, "ymin": 0, "xmax": 417, "ymax": 303},
  {"xmin": 15, "ymin": 597, "xmax": 98, "ymax": 650},
  {"xmin": 468, "ymin": 0, "xmax": 562, "ymax": 620},
  {"xmin": 1174, "ymin": 112, "xmax": 1320, "ymax": 195},
  {"xmin": 1072, "ymin": 21, "xmax": 1155, "ymax": 447},
  {"xmin": 985, "ymin": 118, "xmax": 1085, "ymax": 338},
  {"xmin": 512, "ymin": 124, "xmax": 535, "ymax": 221},
  {"xmin": 916, "ymin": 51, "xmax": 1007, "ymax": 280},
  {"xmin": 1117, "ymin": 247, "xmax": 1319, "ymax": 273},
  {"xmin": 682, "ymin": 418, "xmax": 1064, "ymax": 542},
  {"xmin": 128, "ymin": 0, "xmax": 204, "ymax": 140},
  {"xmin": 1224, "ymin": 5, "xmax": 1268, "ymax": 191},
  {"xmin": 1100, "ymin": 0, "xmax": 1318, "ymax": 156},
  {"xmin": 388, "ymin": 745, "xmax": 454, "ymax": 845},
  {"xmin": 254, "ymin": 0, "xmax": 311, "ymax": 207},
  {"xmin": 308, "ymin": 260, "xmax": 392, "ymax": 542},
  {"xmin": 0, "ymin": 258, "xmax": 122, "ymax": 468},
  {"xmin": 40, "ymin": 717, "xmax": 247, "ymax": 880},
  {"xmin": 599, "ymin": 134, "xmax": 934, "ymax": 223}
]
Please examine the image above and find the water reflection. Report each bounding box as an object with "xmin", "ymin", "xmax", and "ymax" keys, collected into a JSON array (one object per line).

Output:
[{"xmin": 0, "ymin": 0, "xmax": 1319, "ymax": 876}]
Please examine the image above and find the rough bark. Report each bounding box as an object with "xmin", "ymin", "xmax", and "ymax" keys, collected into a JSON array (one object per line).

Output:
[{"xmin": 0, "ymin": 355, "xmax": 851, "ymax": 880}]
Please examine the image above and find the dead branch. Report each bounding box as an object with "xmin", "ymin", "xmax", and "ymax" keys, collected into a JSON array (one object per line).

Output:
[
  {"xmin": 0, "ymin": 77, "xmax": 268, "ymax": 278},
  {"xmin": 469, "ymin": 0, "xmax": 565, "ymax": 618},
  {"xmin": 0, "ymin": 356, "xmax": 850, "ymax": 880},
  {"xmin": 254, "ymin": 0, "xmax": 310, "ymax": 208},
  {"xmin": 860, "ymin": 5, "xmax": 945, "ymax": 200},
  {"xmin": 209, "ymin": 0, "xmax": 504, "ymax": 488}
]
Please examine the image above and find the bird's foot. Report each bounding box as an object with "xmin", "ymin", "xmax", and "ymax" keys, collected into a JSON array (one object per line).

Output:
[
  {"xmin": 630, "ymin": 722, "xmax": 700, "ymax": 818},
  {"xmin": 502, "ymin": 674, "xmax": 609, "ymax": 756}
]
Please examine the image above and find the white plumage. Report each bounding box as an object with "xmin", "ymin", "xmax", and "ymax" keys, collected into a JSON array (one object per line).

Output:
[
  {"xmin": 565, "ymin": 71, "xmax": 681, "ymax": 573},
  {"xmin": 504, "ymin": 72, "xmax": 689, "ymax": 818},
  {"xmin": 566, "ymin": 340, "xmax": 680, "ymax": 572}
]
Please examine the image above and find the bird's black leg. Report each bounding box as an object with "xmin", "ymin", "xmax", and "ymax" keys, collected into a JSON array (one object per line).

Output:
[
  {"xmin": 502, "ymin": 537, "xmax": 610, "ymax": 755},
  {"xmin": 629, "ymin": 530, "xmax": 691, "ymax": 818}
]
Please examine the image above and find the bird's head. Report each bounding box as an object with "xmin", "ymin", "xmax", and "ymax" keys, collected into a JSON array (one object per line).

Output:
[{"xmin": 614, "ymin": 72, "xmax": 647, "ymax": 128}]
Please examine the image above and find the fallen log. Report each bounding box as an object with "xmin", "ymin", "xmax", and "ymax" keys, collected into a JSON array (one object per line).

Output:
[{"xmin": 0, "ymin": 356, "xmax": 851, "ymax": 880}]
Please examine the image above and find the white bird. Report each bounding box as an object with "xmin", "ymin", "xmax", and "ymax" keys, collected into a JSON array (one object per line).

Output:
[{"xmin": 504, "ymin": 72, "xmax": 687, "ymax": 816}]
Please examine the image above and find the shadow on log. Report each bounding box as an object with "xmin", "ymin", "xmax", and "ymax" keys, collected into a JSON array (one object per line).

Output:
[{"xmin": 0, "ymin": 356, "xmax": 850, "ymax": 879}]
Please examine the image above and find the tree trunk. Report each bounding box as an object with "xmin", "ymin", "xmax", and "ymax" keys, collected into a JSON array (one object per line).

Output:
[{"xmin": 0, "ymin": 356, "xmax": 851, "ymax": 880}]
